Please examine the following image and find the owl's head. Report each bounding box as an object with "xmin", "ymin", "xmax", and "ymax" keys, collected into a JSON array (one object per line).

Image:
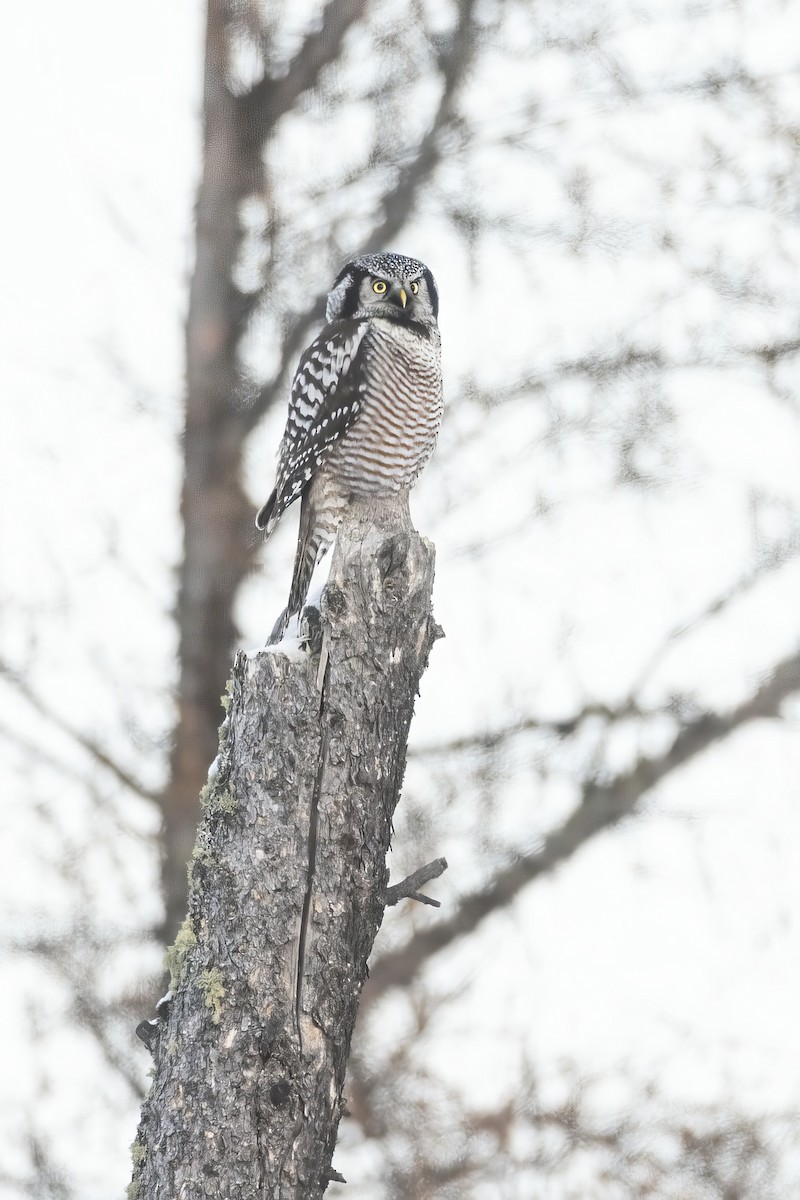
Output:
[{"xmin": 326, "ymin": 252, "xmax": 439, "ymax": 328}]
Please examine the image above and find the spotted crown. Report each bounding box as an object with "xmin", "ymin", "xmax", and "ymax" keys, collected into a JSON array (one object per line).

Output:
[{"xmin": 326, "ymin": 251, "xmax": 439, "ymax": 322}]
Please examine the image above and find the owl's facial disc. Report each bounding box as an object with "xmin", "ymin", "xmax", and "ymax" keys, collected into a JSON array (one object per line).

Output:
[{"xmin": 368, "ymin": 275, "xmax": 412, "ymax": 312}]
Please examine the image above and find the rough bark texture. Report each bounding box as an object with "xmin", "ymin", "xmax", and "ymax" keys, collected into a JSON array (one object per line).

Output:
[{"xmin": 132, "ymin": 497, "xmax": 440, "ymax": 1198}]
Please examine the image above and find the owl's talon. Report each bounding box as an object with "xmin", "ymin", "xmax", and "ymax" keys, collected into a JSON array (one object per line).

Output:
[
  {"xmin": 298, "ymin": 605, "xmax": 323, "ymax": 655},
  {"xmin": 267, "ymin": 607, "xmax": 288, "ymax": 645}
]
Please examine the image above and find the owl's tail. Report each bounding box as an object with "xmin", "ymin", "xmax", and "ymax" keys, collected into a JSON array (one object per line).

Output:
[
  {"xmin": 255, "ymin": 487, "xmax": 278, "ymax": 534},
  {"xmin": 285, "ymin": 491, "xmax": 321, "ymax": 621},
  {"xmin": 266, "ymin": 491, "xmax": 324, "ymax": 644}
]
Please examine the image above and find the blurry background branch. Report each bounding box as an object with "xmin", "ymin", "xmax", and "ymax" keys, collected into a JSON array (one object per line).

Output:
[
  {"xmin": 366, "ymin": 650, "xmax": 800, "ymax": 1003},
  {"xmin": 0, "ymin": 657, "xmax": 155, "ymax": 802}
]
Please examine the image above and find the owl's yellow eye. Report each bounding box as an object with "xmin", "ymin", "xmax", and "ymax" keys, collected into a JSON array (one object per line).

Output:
[
  {"xmin": 372, "ymin": 280, "xmax": 387, "ymax": 294},
  {"xmin": 410, "ymin": 281, "xmax": 420, "ymax": 294}
]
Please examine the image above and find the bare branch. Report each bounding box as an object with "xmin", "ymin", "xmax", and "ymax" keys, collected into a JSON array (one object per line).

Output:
[
  {"xmin": 630, "ymin": 533, "xmax": 800, "ymax": 694},
  {"xmin": 413, "ymin": 536, "xmax": 800, "ymax": 762},
  {"xmin": 0, "ymin": 658, "xmax": 157, "ymax": 802},
  {"xmin": 366, "ymin": 651, "xmax": 800, "ymax": 1001},
  {"xmin": 408, "ymin": 704, "xmax": 641, "ymax": 760},
  {"xmin": 360, "ymin": 0, "xmax": 479, "ymax": 253},
  {"xmin": 18, "ymin": 928, "xmax": 148, "ymax": 1102},
  {"xmin": 240, "ymin": 0, "xmax": 370, "ymax": 134},
  {"xmin": 461, "ymin": 331, "xmax": 800, "ymax": 413},
  {"xmin": 70, "ymin": 988, "xmax": 146, "ymax": 1102},
  {"xmin": 384, "ymin": 858, "xmax": 448, "ymax": 907},
  {"xmin": 753, "ymin": 335, "xmax": 800, "ymax": 364}
]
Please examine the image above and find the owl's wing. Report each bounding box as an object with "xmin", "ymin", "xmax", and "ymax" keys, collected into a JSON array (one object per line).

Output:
[{"xmin": 256, "ymin": 320, "xmax": 369, "ymax": 533}]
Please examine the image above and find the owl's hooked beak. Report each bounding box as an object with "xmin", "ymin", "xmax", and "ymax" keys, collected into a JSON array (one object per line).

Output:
[{"xmin": 387, "ymin": 282, "xmax": 408, "ymax": 309}]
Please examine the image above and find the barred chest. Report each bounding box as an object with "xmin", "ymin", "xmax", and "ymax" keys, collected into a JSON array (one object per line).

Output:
[{"xmin": 325, "ymin": 319, "xmax": 443, "ymax": 495}]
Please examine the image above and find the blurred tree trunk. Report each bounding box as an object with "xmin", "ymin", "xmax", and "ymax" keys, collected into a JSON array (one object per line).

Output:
[
  {"xmin": 163, "ymin": 0, "xmax": 253, "ymax": 942},
  {"xmin": 161, "ymin": 0, "xmax": 370, "ymax": 940},
  {"xmin": 133, "ymin": 499, "xmax": 441, "ymax": 1198}
]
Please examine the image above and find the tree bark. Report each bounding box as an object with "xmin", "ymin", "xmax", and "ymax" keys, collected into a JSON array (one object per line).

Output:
[{"xmin": 131, "ymin": 497, "xmax": 441, "ymax": 1198}]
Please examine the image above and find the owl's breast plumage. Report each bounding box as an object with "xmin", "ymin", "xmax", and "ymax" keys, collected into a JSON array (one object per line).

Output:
[{"xmin": 323, "ymin": 319, "xmax": 443, "ymax": 495}]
